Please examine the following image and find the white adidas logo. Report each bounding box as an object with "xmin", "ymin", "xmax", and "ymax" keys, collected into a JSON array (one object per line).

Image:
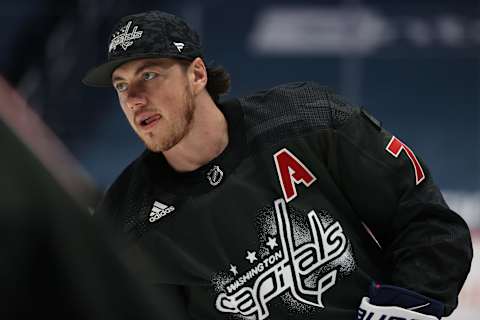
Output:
[
  {"xmin": 173, "ymin": 42, "xmax": 184, "ymax": 52},
  {"xmin": 149, "ymin": 201, "xmax": 175, "ymax": 223}
]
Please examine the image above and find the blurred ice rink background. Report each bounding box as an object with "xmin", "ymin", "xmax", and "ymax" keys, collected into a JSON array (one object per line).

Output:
[{"xmin": 1, "ymin": 0, "xmax": 478, "ymax": 318}]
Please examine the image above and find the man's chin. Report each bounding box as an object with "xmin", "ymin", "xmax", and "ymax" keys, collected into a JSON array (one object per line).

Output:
[
  {"xmin": 141, "ymin": 127, "xmax": 187, "ymax": 153},
  {"xmin": 145, "ymin": 145, "xmax": 163, "ymax": 153},
  {"xmin": 143, "ymin": 138, "xmax": 175, "ymax": 153},
  {"xmin": 144, "ymin": 141, "xmax": 165, "ymax": 153}
]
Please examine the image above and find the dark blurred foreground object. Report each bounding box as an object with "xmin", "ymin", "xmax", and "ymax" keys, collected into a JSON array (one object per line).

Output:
[
  {"xmin": 0, "ymin": 76, "xmax": 98, "ymax": 207},
  {"xmin": 0, "ymin": 119, "xmax": 190, "ymax": 319}
]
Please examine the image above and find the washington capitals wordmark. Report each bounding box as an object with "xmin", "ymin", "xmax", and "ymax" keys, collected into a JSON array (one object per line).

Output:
[{"xmin": 212, "ymin": 148, "xmax": 356, "ymax": 319}]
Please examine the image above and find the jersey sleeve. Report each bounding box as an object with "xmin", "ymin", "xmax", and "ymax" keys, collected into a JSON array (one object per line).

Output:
[{"xmin": 328, "ymin": 107, "xmax": 473, "ymax": 316}]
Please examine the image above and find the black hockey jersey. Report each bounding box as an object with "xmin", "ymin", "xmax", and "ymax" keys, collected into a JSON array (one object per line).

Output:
[{"xmin": 97, "ymin": 82, "xmax": 472, "ymax": 320}]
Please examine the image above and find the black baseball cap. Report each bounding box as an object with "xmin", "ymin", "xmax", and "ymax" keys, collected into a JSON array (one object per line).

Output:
[{"xmin": 82, "ymin": 10, "xmax": 203, "ymax": 87}]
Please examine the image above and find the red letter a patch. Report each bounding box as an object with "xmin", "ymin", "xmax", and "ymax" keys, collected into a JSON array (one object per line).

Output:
[{"xmin": 274, "ymin": 148, "xmax": 317, "ymax": 203}]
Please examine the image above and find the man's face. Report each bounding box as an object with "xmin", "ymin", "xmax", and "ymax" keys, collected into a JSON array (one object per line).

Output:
[{"xmin": 112, "ymin": 58, "xmax": 195, "ymax": 152}]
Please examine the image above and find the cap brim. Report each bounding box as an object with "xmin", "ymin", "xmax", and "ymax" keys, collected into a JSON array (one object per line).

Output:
[
  {"xmin": 82, "ymin": 56, "xmax": 141, "ymax": 87},
  {"xmin": 82, "ymin": 53, "xmax": 196, "ymax": 87}
]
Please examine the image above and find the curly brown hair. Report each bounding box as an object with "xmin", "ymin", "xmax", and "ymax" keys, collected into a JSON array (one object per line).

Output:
[
  {"xmin": 179, "ymin": 59, "xmax": 231, "ymax": 102},
  {"xmin": 206, "ymin": 65, "xmax": 231, "ymax": 102}
]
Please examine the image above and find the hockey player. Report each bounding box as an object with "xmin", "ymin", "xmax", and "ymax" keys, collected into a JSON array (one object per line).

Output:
[{"xmin": 83, "ymin": 10, "xmax": 473, "ymax": 320}]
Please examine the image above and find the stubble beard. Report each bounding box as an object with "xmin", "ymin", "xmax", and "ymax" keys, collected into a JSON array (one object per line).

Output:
[{"xmin": 143, "ymin": 87, "xmax": 195, "ymax": 153}]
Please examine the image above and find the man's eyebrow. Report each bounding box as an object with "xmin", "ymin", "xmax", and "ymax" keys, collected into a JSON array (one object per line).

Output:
[
  {"xmin": 134, "ymin": 62, "xmax": 164, "ymax": 75},
  {"xmin": 112, "ymin": 61, "xmax": 166, "ymax": 83}
]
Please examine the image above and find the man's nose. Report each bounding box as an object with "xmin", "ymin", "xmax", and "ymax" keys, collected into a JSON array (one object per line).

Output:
[{"xmin": 125, "ymin": 84, "xmax": 147, "ymax": 111}]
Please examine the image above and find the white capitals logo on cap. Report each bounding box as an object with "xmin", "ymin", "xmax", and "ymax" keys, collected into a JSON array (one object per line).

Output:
[{"xmin": 109, "ymin": 21, "xmax": 143, "ymax": 53}]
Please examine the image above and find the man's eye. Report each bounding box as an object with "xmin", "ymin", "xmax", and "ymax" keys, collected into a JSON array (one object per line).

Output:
[
  {"xmin": 143, "ymin": 72, "xmax": 157, "ymax": 81},
  {"xmin": 115, "ymin": 82, "xmax": 128, "ymax": 92}
]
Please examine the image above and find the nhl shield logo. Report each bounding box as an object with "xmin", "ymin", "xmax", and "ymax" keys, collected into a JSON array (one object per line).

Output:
[{"xmin": 207, "ymin": 165, "xmax": 223, "ymax": 186}]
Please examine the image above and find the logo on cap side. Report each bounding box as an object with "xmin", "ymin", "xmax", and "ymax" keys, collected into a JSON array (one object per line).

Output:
[
  {"xmin": 109, "ymin": 21, "xmax": 144, "ymax": 53},
  {"xmin": 173, "ymin": 42, "xmax": 185, "ymax": 52}
]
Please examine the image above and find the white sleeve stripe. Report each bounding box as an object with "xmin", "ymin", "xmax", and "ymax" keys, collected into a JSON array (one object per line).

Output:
[{"xmin": 358, "ymin": 297, "xmax": 439, "ymax": 320}]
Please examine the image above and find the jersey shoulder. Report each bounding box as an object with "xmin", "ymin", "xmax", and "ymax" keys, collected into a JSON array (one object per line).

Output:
[{"xmin": 238, "ymin": 81, "xmax": 360, "ymax": 146}]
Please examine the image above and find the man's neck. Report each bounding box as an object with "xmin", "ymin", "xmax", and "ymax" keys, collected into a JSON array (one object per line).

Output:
[{"xmin": 163, "ymin": 94, "xmax": 229, "ymax": 172}]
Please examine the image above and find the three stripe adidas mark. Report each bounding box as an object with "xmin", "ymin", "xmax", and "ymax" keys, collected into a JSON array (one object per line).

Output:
[{"xmin": 149, "ymin": 201, "xmax": 175, "ymax": 223}]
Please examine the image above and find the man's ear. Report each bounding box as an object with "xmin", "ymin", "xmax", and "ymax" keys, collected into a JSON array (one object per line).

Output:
[{"xmin": 189, "ymin": 57, "xmax": 207, "ymax": 95}]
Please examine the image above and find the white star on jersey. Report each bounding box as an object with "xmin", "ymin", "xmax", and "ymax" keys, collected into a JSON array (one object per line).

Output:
[
  {"xmin": 229, "ymin": 264, "xmax": 238, "ymax": 276},
  {"xmin": 266, "ymin": 237, "xmax": 278, "ymax": 250},
  {"xmin": 246, "ymin": 251, "xmax": 257, "ymax": 264}
]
